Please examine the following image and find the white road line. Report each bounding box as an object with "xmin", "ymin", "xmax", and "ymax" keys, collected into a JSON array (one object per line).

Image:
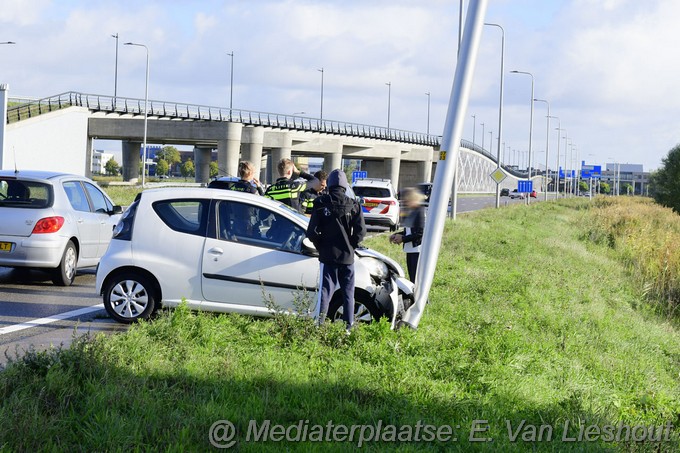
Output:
[{"xmin": 0, "ymin": 304, "xmax": 105, "ymax": 336}]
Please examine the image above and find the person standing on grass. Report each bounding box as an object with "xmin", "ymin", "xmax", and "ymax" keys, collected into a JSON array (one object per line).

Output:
[
  {"xmin": 306, "ymin": 169, "xmax": 365, "ymax": 331},
  {"xmin": 230, "ymin": 160, "xmax": 265, "ymax": 195},
  {"xmin": 390, "ymin": 187, "xmax": 426, "ymax": 283},
  {"xmin": 265, "ymin": 158, "xmax": 320, "ymax": 213}
]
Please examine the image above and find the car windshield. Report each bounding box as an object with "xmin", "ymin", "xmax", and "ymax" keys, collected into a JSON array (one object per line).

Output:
[
  {"xmin": 353, "ymin": 187, "xmax": 391, "ymax": 198},
  {"xmin": 0, "ymin": 179, "xmax": 52, "ymax": 208}
]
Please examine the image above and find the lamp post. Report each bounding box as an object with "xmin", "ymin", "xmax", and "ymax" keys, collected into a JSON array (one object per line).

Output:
[
  {"xmin": 484, "ymin": 22, "xmax": 505, "ymax": 208},
  {"xmin": 533, "ymin": 98, "xmax": 550, "ymax": 201},
  {"xmin": 385, "ymin": 81, "xmax": 391, "ymax": 130},
  {"xmin": 471, "ymin": 114, "xmax": 476, "ymax": 148},
  {"xmin": 549, "ymin": 116, "xmax": 560, "ymax": 197},
  {"xmin": 318, "ymin": 67, "xmax": 324, "ymax": 121},
  {"xmin": 425, "ymin": 91, "xmax": 431, "ymax": 135},
  {"xmin": 510, "ymin": 70, "xmax": 534, "ymax": 203},
  {"xmin": 111, "ymin": 34, "xmax": 118, "ymax": 109},
  {"xmin": 124, "ymin": 42, "xmax": 149, "ymax": 188},
  {"xmin": 227, "ymin": 51, "xmax": 234, "ymax": 115},
  {"xmin": 480, "ymin": 122, "xmax": 485, "ymax": 149}
]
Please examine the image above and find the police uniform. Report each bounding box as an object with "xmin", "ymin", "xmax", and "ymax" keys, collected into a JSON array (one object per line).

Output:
[
  {"xmin": 265, "ymin": 173, "xmax": 314, "ymax": 213},
  {"xmin": 230, "ymin": 179, "xmax": 264, "ymax": 195}
]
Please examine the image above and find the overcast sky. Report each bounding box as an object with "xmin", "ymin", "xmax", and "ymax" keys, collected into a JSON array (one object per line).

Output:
[{"xmin": 2, "ymin": 0, "xmax": 677, "ymax": 171}]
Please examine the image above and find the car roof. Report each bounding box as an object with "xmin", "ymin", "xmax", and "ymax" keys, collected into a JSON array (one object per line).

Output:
[
  {"xmin": 352, "ymin": 178, "xmax": 393, "ymax": 188},
  {"xmin": 0, "ymin": 170, "xmax": 87, "ymax": 182},
  {"xmin": 138, "ymin": 186, "xmax": 286, "ymax": 209}
]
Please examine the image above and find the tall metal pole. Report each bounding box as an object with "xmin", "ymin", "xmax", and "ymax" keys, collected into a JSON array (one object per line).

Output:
[
  {"xmin": 385, "ymin": 81, "xmax": 391, "ymax": 130},
  {"xmin": 318, "ymin": 67, "xmax": 324, "ymax": 121},
  {"xmin": 450, "ymin": 0, "xmax": 466, "ymax": 220},
  {"xmin": 111, "ymin": 34, "xmax": 118, "ymax": 109},
  {"xmin": 480, "ymin": 122, "xmax": 485, "ymax": 149},
  {"xmin": 549, "ymin": 116, "xmax": 560, "ymax": 197},
  {"xmin": 124, "ymin": 42, "xmax": 149, "ymax": 188},
  {"xmin": 471, "ymin": 114, "xmax": 476, "ymax": 148},
  {"xmin": 425, "ymin": 91, "xmax": 431, "ymax": 135},
  {"xmin": 510, "ymin": 70, "xmax": 534, "ymax": 203},
  {"xmin": 484, "ymin": 23, "xmax": 505, "ymax": 208},
  {"xmin": 534, "ymin": 99, "xmax": 550, "ymax": 201},
  {"xmin": 403, "ymin": 0, "xmax": 488, "ymax": 329},
  {"xmin": 227, "ymin": 51, "xmax": 234, "ymax": 114}
]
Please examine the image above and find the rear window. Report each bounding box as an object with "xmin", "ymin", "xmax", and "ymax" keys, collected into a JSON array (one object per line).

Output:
[
  {"xmin": 0, "ymin": 179, "xmax": 52, "ymax": 208},
  {"xmin": 353, "ymin": 186, "xmax": 392, "ymax": 198}
]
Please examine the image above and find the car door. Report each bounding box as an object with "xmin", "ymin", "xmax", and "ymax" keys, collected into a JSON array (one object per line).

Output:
[
  {"xmin": 62, "ymin": 180, "xmax": 99, "ymax": 259},
  {"xmin": 82, "ymin": 181, "xmax": 119, "ymax": 257},
  {"xmin": 201, "ymin": 200, "xmax": 318, "ymax": 310}
]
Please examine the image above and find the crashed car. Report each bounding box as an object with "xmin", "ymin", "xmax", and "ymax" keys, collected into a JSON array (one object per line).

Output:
[{"xmin": 95, "ymin": 187, "xmax": 414, "ymax": 326}]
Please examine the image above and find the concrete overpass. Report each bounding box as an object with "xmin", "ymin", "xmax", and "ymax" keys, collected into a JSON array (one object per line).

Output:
[{"xmin": 1, "ymin": 89, "xmax": 543, "ymax": 192}]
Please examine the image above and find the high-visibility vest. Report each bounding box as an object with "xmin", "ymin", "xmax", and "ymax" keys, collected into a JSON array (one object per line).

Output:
[{"xmin": 265, "ymin": 177, "xmax": 307, "ymax": 212}]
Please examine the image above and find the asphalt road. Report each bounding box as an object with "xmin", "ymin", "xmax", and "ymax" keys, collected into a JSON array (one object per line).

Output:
[{"xmin": 0, "ymin": 193, "xmax": 551, "ymax": 366}]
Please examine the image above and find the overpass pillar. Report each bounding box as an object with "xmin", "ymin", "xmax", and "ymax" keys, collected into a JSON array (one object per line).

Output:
[
  {"xmin": 194, "ymin": 146, "xmax": 212, "ymax": 184},
  {"xmin": 217, "ymin": 122, "xmax": 244, "ymax": 178},
  {"xmin": 417, "ymin": 160, "xmax": 431, "ymax": 183},
  {"xmin": 386, "ymin": 157, "xmax": 400, "ymax": 189},
  {"xmin": 323, "ymin": 143, "xmax": 343, "ymax": 172},
  {"xmin": 268, "ymin": 131, "xmax": 292, "ymax": 183},
  {"xmin": 121, "ymin": 140, "xmax": 141, "ymax": 183},
  {"xmin": 241, "ymin": 125, "xmax": 265, "ymax": 178}
]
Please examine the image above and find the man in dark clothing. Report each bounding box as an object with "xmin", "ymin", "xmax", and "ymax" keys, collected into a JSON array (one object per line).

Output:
[
  {"xmin": 230, "ymin": 160, "xmax": 265, "ymax": 195},
  {"xmin": 306, "ymin": 169, "xmax": 366, "ymax": 330},
  {"xmin": 302, "ymin": 170, "xmax": 328, "ymax": 215},
  {"xmin": 265, "ymin": 158, "xmax": 320, "ymax": 213}
]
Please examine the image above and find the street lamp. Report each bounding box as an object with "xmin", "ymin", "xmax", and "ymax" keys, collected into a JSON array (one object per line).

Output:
[
  {"xmin": 480, "ymin": 122, "xmax": 485, "ymax": 149},
  {"xmin": 111, "ymin": 34, "xmax": 119, "ymax": 109},
  {"xmin": 485, "ymin": 22, "xmax": 505, "ymax": 208},
  {"xmin": 124, "ymin": 42, "xmax": 149, "ymax": 188},
  {"xmin": 385, "ymin": 81, "xmax": 391, "ymax": 130},
  {"xmin": 549, "ymin": 116, "xmax": 561, "ymax": 197},
  {"xmin": 471, "ymin": 114, "xmax": 476, "ymax": 148},
  {"xmin": 510, "ymin": 70, "xmax": 535, "ymax": 202},
  {"xmin": 425, "ymin": 91, "xmax": 431, "ymax": 135},
  {"xmin": 533, "ymin": 98, "xmax": 550, "ymax": 201},
  {"xmin": 318, "ymin": 67, "xmax": 324, "ymax": 121},
  {"xmin": 227, "ymin": 51, "xmax": 234, "ymax": 114}
]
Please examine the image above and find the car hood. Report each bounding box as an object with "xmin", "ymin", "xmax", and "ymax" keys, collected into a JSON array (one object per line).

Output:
[{"xmin": 356, "ymin": 247, "xmax": 405, "ymax": 278}]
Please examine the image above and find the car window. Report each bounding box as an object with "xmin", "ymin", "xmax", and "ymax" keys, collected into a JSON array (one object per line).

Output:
[
  {"xmin": 84, "ymin": 182, "xmax": 113, "ymax": 213},
  {"xmin": 217, "ymin": 200, "xmax": 305, "ymax": 253},
  {"xmin": 0, "ymin": 179, "xmax": 52, "ymax": 208},
  {"xmin": 153, "ymin": 199, "xmax": 209, "ymax": 237},
  {"xmin": 63, "ymin": 181, "xmax": 91, "ymax": 212},
  {"xmin": 353, "ymin": 186, "xmax": 392, "ymax": 198}
]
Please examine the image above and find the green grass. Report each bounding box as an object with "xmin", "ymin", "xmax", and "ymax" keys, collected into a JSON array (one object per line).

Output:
[{"xmin": 1, "ymin": 198, "xmax": 679, "ymax": 451}]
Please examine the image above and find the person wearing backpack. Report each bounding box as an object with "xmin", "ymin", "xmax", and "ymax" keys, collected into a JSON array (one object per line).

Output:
[{"xmin": 306, "ymin": 169, "xmax": 365, "ymax": 331}]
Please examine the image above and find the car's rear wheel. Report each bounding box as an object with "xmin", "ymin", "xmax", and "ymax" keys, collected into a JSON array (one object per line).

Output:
[
  {"xmin": 52, "ymin": 240, "xmax": 77, "ymax": 286},
  {"xmin": 327, "ymin": 292, "xmax": 383, "ymax": 324},
  {"xmin": 103, "ymin": 272, "xmax": 157, "ymax": 323}
]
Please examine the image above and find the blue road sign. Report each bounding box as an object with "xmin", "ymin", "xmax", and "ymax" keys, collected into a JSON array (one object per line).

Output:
[
  {"xmin": 518, "ymin": 180, "xmax": 533, "ymax": 193},
  {"xmin": 352, "ymin": 171, "xmax": 367, "ymax": 183}
]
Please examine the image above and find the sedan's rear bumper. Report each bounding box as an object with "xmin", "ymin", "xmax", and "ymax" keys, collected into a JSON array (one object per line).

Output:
[{"xmin": 0, "ymin": 234, "xmax": 67, "ymax": 268}]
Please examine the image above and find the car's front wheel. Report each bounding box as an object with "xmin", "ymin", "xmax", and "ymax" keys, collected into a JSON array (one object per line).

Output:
[
  {"xmin": 327, "ymin": 292, "xmax": 384, "ymax": 324},
  {"xmin": 52, "ymin": 240, "xmax": 77, "ymax": 286},
  {"xmin": 103, "ymin": 272, "xmax": 157, "ymax": 323}
]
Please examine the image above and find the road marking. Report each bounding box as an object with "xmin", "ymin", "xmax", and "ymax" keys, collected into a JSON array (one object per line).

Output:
[{"xmin": 0, "ymin": 304, "xmax": 105, "ymax": 336}]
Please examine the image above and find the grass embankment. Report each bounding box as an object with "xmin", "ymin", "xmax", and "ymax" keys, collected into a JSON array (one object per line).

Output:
[{"xmin": 1, "ymin": 198, "xmax": 679, "ymax": 452}]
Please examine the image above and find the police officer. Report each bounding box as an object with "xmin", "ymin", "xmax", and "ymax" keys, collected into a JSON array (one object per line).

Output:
[
  {"xmin": 265, "ymin": 158, "xmax": 320, "ymax": 213},
  {"xmin": 230, "ymin": 160, "xmax": 264, "ymax": 195},
  {"xmin": 302, "ymin": 170, "xmax": 328, "ymax": 215}
]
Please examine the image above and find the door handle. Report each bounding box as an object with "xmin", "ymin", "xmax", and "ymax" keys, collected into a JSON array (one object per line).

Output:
[{"xmin": 208, "ymin": 247, "xmax": 224, "ymax": 256}]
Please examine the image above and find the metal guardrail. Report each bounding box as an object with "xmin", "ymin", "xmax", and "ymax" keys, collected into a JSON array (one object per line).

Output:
[{"xmin": 6, "ymin": 91, "xmax": 529, "ymax": 176}]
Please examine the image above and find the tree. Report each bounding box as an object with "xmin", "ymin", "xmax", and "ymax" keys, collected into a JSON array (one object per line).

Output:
[
  {"xmin": 156, "ymin": 146, "xmax": 181, "ymax": 167},
  {"xmin": 104, "ymin": 158, "xmax": 120, "ymax": 176},
  {"xmin": 156, "ymin": 159, "xmax": 169, "ymax": 177},
  {"xmin": 650, "ymin": 144, "xmax": 680, "ymax": 213},
  {"xmin": 579, "ymin": 180, "xmax": 589, "ymax": 194},
  {"xmin": 599, "ymin": 182, "xmax": 610, "ymax": 194},
  {"xmin": 209, "ymin": 161, "xmax": 219, "ymax": 178},
  {"xmin": 181, "ymin": 159, "xmax": 195, "ymax": 179}
]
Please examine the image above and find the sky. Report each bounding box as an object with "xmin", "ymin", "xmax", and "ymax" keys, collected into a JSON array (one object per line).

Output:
[{"xmin": 1, "ymin": 0, "xmax": 678, "ymax": 172}]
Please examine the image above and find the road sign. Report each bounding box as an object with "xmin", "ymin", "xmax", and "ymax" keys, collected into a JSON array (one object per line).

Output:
[
  {"xmin": 352, "ymin": 170, "xmax": 367, "ymax": 183},
  {"xmin": 489, "ymin": 167, "xmax": 507, "ymax": 184},
  {"xmin": 517, "ymin": 180, "xmax": 533, "ymax": 193}
]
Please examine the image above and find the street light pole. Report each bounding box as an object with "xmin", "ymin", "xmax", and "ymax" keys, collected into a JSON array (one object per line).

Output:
[
  {"xmin": 471, "ymin": 114, "xmax": 476, "ymax": 148},
  {"xmin": 480, "ymin": 122, "xmax": 485, "ymax": 149},
  {"xmin": 318, "ymin": 67, "xmax": 324, "ymax": 121},
  {"xmin": 549, "ymin": 116, "xmax": 560, "ymax": 197},
  {"xmin": 484, "ymin": 22, "xmax": 505, "ymax": 208},
  {"xmin": 425, "ymin": 92, "xmax": 430, "ymax": 135},
  {"xmin": 124, "ymin": 42, "xmax": 149, "ymax": 188},
  {"xmin": 111, "ymin": 34, "xmax": 118, "ymax": 109},
  {"xmin": 534, "ymin": 98, "xmax": 550, "ymax": 201},
  {"xmin": 510, "ymin": 70, "xmax": 535, "ymax": 203},
  {"xmin": 227, "ymin": 51, "xmax": 234, "ymax": 115},
  {"xmin": 385, "ymin": 81, "xmax": 391, "ymax": 130}
]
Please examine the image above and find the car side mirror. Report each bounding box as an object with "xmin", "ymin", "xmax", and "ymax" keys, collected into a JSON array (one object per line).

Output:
[
  {"xmin": 111, "ymin": 205, "xmax": 123, "ymax": 215},
  {"xmin": 302, "ymin": 238, "xmax": 318, "ymax": 257}
]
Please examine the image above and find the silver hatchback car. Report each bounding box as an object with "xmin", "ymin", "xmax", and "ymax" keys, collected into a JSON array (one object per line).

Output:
[{"xmin": 0, "ymin": 170, "xmax": 122, "ymax": 286}]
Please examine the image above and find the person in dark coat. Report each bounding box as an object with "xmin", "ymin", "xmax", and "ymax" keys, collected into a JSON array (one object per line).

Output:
[
  {"xmin": 230, "ymin": 160, "xmax": 265, "ymax": 195},
  {"xmin": 390, "ymin": 187, "xmax": 426, "ymax": 283},
  {"xmin": 306, "ymin": 169, "xmax": 365, "ymax": 330},
  {"xmin": 265, "ymin": 158, "xmax": 320, "ymax": 213}
]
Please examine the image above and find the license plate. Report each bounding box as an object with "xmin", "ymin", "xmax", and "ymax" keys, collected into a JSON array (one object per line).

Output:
[
  {"xmin": 363, "ymin": 202, "xmax": 379, "ymax": 208},
  {"xmin": 0, "ymin": 242, "xmax": 13, "ymax": 252}
]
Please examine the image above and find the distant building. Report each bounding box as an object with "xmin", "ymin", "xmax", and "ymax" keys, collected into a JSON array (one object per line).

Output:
[
  {"xmin": 91, "ymin": 150, "xmax": 114, "ymax": 175},
  {"xmin": 602, "ymin": 163, "xmax": 649, "ymax": 195}
]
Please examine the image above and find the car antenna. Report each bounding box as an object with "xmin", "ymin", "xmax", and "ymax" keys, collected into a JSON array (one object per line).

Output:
[{"xmin": 13, "ymin": 146, "xmax": 18, "ymax": 174}]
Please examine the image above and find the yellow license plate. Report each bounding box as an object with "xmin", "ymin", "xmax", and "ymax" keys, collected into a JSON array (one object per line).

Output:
[
  {"xmin": 0, "ymin": 242, "xmax": 13, "ymax": 252},
  {"xmin": 363, "ymin": 202, "xmax": 379, "ymax": 208}
]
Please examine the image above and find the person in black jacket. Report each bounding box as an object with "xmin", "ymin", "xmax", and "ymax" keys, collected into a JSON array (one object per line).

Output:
[
  {"xmin": 390, "ymin": 187, "xmax": 426, "ymax": 283},
  {"xmin": 230, "ymin": 160, "xmax": 265, "ymax": 195},
  {"xmin": 306, "ymin": 169, "xmax": 366, "ymax": 330},
  {"xmin": 265, "ymin": 158, "xmax": 320, "ymax": 213}
]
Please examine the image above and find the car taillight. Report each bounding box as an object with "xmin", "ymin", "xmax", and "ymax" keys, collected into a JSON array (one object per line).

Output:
[
  {"xmin": 386, "ymin": 200, "xmax": 397, "ymax": 205},
  {"xmin": 32, "ymin": 216, "xmax": 65, "ymax": 234}
]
